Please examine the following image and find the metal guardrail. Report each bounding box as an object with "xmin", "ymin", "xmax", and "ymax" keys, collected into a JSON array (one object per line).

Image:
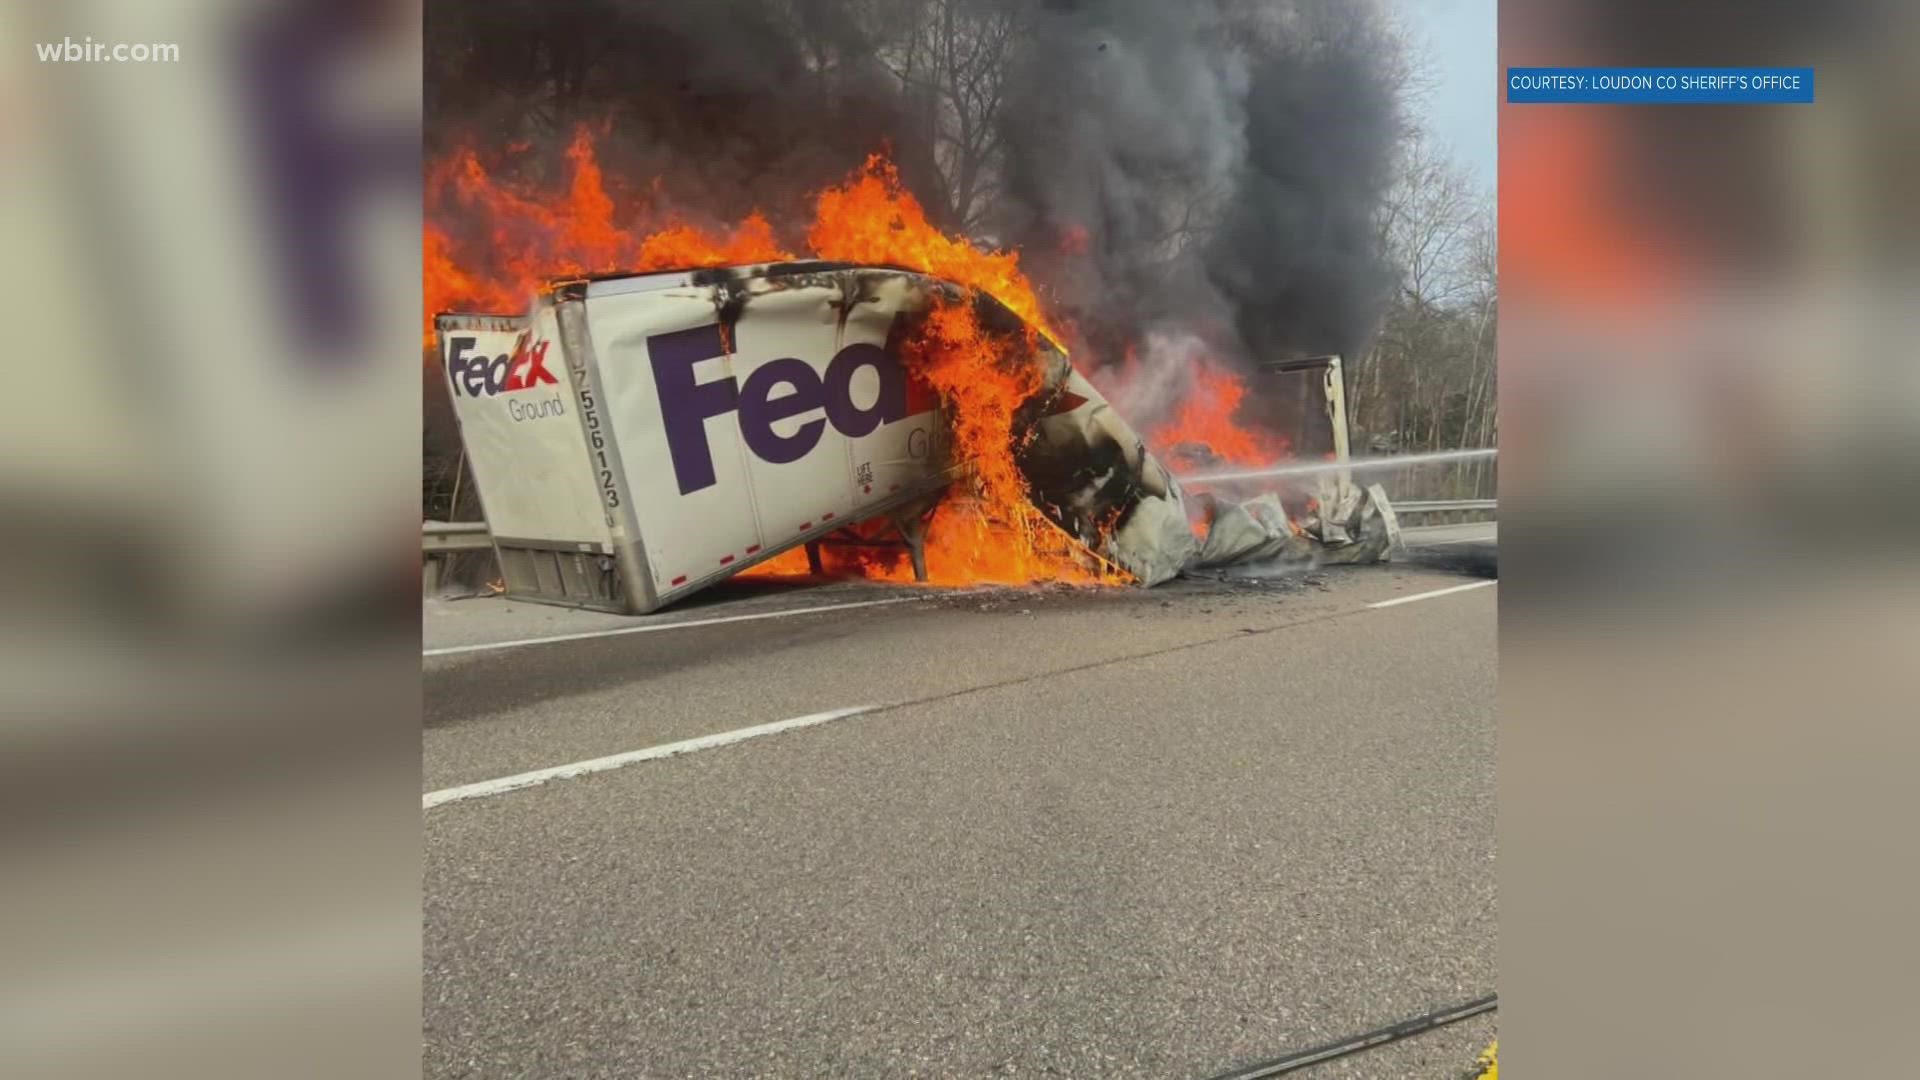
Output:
[
  {"xmin": 1392, "ymin": 499, "xmax": 1496, "ymax": 514},
  {"xmin": 422, "ymin": 521, "xmax": 492, "ymax": 594},
  {"xmin": 423, "ymin": 520, "xmax": 492, "ymax": 554},
  {"xmin": 1390, "ymin": 499, "xmax": 1497, "ymax": 525}
]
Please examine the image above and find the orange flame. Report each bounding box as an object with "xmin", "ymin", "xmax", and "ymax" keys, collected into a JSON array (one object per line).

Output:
[
  {"xmin": 424, "ymin": 125, "xmax": 789, "ymax": 342},
  {"xmin": 738, "ymin": 547, "xmax": 816, "ymax": 577},
  {"xmin": 807, "ymin": 155, "xmax": 1057, "ymax": 342},
  {"xmin": 636, "ymin": 212, "xmax": 789, "ymax": 270},
  {"xmin": 1149, "ymin": 363, "xmax": 1289, "ymax": 469},
  {"xmin": 901, "ymin": 302, "xmax": 1104, "ymax": 584}
]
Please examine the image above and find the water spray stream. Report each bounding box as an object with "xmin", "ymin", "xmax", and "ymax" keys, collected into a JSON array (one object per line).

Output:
[{"xmin": 1176, "ymin": 447, "xmax": 1498, "ymax": 485}]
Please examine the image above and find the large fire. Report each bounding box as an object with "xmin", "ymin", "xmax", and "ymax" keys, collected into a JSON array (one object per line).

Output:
[
  {"xmin": 423, "ymin": 127, "xmax": 793, "ymax": 336},
  {"xmin": 807, "ymin": 156, "xmax": 1057, "ymax": 343},
  {"xmin": 891, "ymin": 301, "xmax": 1104, "ymax": 585},
  {"xmin": 426, "ymin": 126, "xmax": 1281, "ymax": 587}
]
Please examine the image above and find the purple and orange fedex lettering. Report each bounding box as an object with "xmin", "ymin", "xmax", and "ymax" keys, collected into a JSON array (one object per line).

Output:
[{"xmin": 447, "ymin": 333, "xmax": 557, "ymax": 397}]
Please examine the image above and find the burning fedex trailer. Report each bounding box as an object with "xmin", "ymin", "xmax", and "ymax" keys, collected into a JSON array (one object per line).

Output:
[{"xmin": 435, "ymin": 261, "xmax": 1396, "ymax": 614}]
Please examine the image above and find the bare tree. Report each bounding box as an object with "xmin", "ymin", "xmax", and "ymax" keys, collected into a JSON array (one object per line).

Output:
[
  {"xmin": 875, "ymin": 0, "xmax": 1028, "ymax": 231},
  {"xmin": 1379, "ymin": 132, "xmax": 1482, "ymax": 311},
  {"xmin": 1349, "ymin": 133, "xmax": 1496, "ymax": 496}
]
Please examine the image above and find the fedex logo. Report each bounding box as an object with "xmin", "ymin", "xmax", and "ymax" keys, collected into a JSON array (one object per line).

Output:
[
  {"xmin": 651, "ymin": 324, "xmax": 923, "ymax": 496},
  {"xmin": 447, "ymin": 333, "xmax": 556, "ymax": 397}
]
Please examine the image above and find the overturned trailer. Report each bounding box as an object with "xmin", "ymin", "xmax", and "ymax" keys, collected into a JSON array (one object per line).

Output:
[
  {"xmin": 435, "ymin": 261, "xmax": 1394, "ymax": 613},
  {"xmin": 437, "ymin": 263, "xmax": 950, "ymax": 613}
]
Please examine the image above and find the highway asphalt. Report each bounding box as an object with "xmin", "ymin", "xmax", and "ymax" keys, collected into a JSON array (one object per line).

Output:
[{"xmin": 424, "ymin": 531, "xmax": 1496, "ymax": 1077}]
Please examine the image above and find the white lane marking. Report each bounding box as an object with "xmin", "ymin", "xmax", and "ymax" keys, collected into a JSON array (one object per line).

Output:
[
  {"xmin": 423, "ymin": 596, "xmax": 924, "ymax": 658},
  {"xmin": 1368, "ymin": 579, "xmax": 1497, "ymax": 609},
  {"xmin": 423, "ymin": 705, "xmax": 877, "ymax": 809}
]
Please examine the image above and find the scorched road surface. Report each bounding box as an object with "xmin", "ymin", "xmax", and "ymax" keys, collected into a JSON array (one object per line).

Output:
[{"xmin": 424, "ymin": 562, "xmax": 1496, "ymax": 1078}]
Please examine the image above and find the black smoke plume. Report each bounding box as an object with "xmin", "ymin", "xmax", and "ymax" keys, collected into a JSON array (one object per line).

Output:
[{"xmin": 991, "ymin": 0, "xmax": 1407, "ymax": 423}]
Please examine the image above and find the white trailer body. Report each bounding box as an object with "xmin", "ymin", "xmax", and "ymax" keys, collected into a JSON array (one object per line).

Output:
[{"xmin": 437, "ymin": 262, "xmax": 950, "ymax": 613}]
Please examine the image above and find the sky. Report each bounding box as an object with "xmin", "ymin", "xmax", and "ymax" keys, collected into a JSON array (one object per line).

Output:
[{"xmin": 1393, "ymin": 0, "xmax": 1497, "ymax": 191}]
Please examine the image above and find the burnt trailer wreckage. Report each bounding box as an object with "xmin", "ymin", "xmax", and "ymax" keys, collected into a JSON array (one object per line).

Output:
[{"xmin": 435, "ymin": 262, "xmax": 1400, "ymax": 614}]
